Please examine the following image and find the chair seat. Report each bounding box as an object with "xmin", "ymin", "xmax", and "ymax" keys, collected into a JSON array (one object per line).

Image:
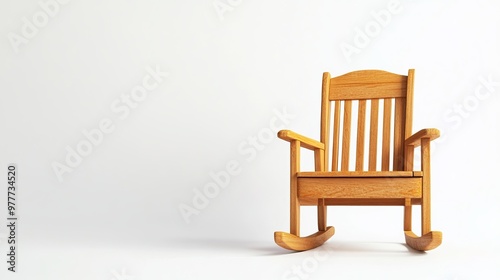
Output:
[
  {"xmin": 297, "ymin": 172, "xmax": 423, "ymax": 201},
  {"xmin": 298, "ymin": 171, "xmax": 423, "ymax": 178}
]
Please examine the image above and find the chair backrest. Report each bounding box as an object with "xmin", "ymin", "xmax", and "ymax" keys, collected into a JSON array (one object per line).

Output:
[{"xmin": 320, "ymin": 69, "xmax": 414, "ymax": 172}]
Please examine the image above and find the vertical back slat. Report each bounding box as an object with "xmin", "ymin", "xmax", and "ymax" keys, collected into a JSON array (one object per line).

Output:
[
  {"xmin": 381, "ymin": 98, "xmax": 392, "ymax": 171},
  {"xmin": 404, "ymin": 145, "xmax": 414, "ymax": 171},
  {"xmin": 320, "ymin": 72, "xmax": 331, "ymax": 171},
  {"xmin": 355, "ymin": 100, "xmax": 366, "ymax": 171},
  {"xmin": 327, "ymin": 69, "xmax": 412, "ymax": 173},
  {"xmin": 332, "ymin": 100, "xmax": 341, "ymax": 171},
  {"xmin": 393, "ymin": 97, "xmax": 406, "ymax": 170},
  {"xmin": 404, "ymin": 69, "xmax": 415, "ymax": 171},
  {"xmin": 341, "ymin": 100, "xmax": 352, "ymax": 171},
  {"xmin": 368, "ymin": 99, "xmax": 379, "ymax": 171},
  {"xmin": 405, "ymin": 70, "xmax": 414, "ymax": 139}
]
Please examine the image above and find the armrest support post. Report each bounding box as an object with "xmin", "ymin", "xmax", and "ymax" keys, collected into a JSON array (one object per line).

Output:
[
  {"xmin": 405, "ymin": 128, "xmax": 440, "ymax": 147},
  {"xmin": 279, "ymin": 130, "xmax": 325, "ymax": 173},
  {"xmin": 278, "ymin": 130, "xmax": 324, "ymax": 151},
  {"xmin": 404, "ymin": 128, "xmax": 440, "ymax": 171}
]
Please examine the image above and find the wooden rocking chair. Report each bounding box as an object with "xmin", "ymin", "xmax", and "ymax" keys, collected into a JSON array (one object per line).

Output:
[{"xmin": 274, "ymin": 69, "xmax": 442, "ymax": 251}]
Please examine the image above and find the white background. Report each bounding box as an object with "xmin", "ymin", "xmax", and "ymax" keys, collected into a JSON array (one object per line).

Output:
[{"xmin": 1, "ymin": 0, "xmax": 499, "ymax": 279}]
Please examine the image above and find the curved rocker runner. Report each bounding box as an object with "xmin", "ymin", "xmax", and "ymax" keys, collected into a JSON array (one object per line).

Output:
[
  {"xmin": 275, "ymin": 227, "xmax": 335, "ymax": 251},
  {"xmin": 404, "ymin": 231, "xmax": 442, "ymax": 251},
  {"xmin": 274, "ymin": 69, "xmax": 442, "ymax": 252}
]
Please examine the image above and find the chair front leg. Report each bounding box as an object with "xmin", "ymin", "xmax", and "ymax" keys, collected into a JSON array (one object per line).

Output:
[
  {"xmin": 421, "ymin": 138, "xmax": 431, "ymax": 235},
  {"xmin": 318, "ymin": 198, "xmax": 327, "ymax": 231},
  {"xmin": 404, "ymin": 198, "xmax": 412, "ymax": 231},
  {"xmin": 290, "ymin": 140, "xmax": 301, "ymax": 236},
  {"xmin": 314, "ymin": 148, "xmax": 327, "ymax": 232}
]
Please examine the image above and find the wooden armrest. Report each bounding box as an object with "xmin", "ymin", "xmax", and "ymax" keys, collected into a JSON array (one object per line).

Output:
[
  {"xmin": 278, "ymin": 130, "xmax": 324, "ymax": 151},
  {"xmin": 405, "ymin": 128, "xmax": 440, "ymax": 147}
]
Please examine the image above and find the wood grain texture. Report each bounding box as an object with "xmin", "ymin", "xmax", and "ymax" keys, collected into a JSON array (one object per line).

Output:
[
  {"xmin": 368, "ymin": 99, "xmax": 379, "ymax": 171},
  {"xmin": 341, "ymin": 100, "xmax": 352, "ymax": 171},
  {"xmin": 404, "ymin": 198, "xmax": 412, "ymax": 231},
  {"xmin": 405, "ymin": 231, "xmax": 442, "ymax": 251},
  {"xmin": 421, "ymin": 138, "xmax": 431, "ymax": 235},
  {"xmin": 405, "ymin": 69, "xmax": 415, "ymax": 139},
  {"xmin": 393, "ymin": 98, "xmax": 406, "ymax": 171},
  {"xmin": 298, "ymin": 171, "xmax": 420, "ymax": 177},
  {"xmin": 329, "ymin": 70, "xmax": 407, "ymax": 100},
  {"xmin": 275, "ymin": 226, "xmax": 335, "ymax": 251},
  {"xmin": 298, "ymin": 177, "xmax": 422, "ymax": 199},
  {"xmin": 317, "ymin": 198, "xmax": 327, "ymax": 231},
  {"xmin": 404, "ymin": 145, "xmax": 414, "ymax": 171},
  {"xmin": 278, "ymin": 130, "xmax": 324, "ymax": 150},
  {"xmin": 356, "ymin": 100, "xmax": 366, "ymax": 171},
  {"xmin": 275, "ymin": 69, "xmax": 442, "ymax": 252},
  {"xmin": 290, "ymin": 140, "xmax": 300, "ymax": 236},
  {"xmin": 332, "ymin": 100, "xmax": 341, "ymax": 171},
  {"xmin": 298, "ymin": 198, "xmax": 423, "ymax": 206},
  {"xmin": 405, "ymin": 128, "xmax": 440, "ymax": 147},
  {"xmin": 320, "ymin": 72, "xmax": 331, "ymax": 170},
  {"xmin": 381, "ymin": 98, "xmax": 392, "ymax": 171}
]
